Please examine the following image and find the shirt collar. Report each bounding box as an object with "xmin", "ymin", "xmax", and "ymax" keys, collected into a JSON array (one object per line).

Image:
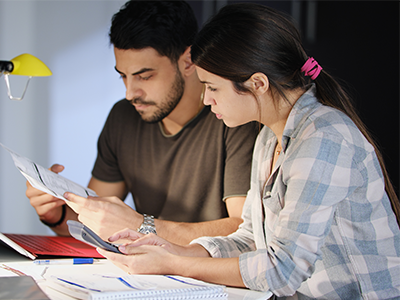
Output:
[{"xmin": 281, "ymin": 84, "xmax": 321, "ymax": 152}]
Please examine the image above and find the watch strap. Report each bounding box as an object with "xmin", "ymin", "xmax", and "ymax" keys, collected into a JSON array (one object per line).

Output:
[
  {"xmin": 40, "ymin": 204, "xmax": 66, "ymax": 227},
  {"xmin": 137, "ymin": 214, "xmax": 157, "ymax": 235}
]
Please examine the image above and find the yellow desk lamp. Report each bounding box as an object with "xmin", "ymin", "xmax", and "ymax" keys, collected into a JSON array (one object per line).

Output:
[{"xmin": 0, "ymin": 53, "xmax": 52, "ymax": 101}]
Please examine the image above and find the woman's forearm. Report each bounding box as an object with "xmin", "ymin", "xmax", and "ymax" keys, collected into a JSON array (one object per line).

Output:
[{"xmin": 171, "ymin": 255, "xmax": 245, "ymax": 288}]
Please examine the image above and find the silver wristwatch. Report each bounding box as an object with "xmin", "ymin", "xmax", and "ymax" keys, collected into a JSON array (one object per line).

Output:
[{"xmin": 137, "ymin": 214, "xmax": 157, "ymax": 235}]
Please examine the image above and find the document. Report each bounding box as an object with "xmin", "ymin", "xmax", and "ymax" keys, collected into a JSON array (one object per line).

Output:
[
  {"xmin": 1, "ymin": 143, "xmax": 97, "ymax": 204},
  {"xmin": 46, "ymin": 273, "xmax": 228, "ymax": 300}
]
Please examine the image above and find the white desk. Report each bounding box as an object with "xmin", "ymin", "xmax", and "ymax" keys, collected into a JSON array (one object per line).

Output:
[{"xmin": 0, "ymin": 242, "xmax": 272, "ymax": 300}]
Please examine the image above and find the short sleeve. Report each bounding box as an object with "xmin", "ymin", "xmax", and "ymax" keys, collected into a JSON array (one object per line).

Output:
[
  {"xmin": 222, "ymin": 122, "xmax": 259, "ymax": 200},
  {"xmin": 92, "ymin": 100, "xmax": 128, "ymax": 182}
]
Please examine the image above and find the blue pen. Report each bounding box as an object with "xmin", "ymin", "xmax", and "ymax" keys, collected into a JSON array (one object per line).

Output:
[{"xmin": 33, "ymin": 258, "xmax": 97, "ymax": 265}]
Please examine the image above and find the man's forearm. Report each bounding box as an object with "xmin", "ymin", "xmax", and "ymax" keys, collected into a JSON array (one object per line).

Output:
[
  {"xmin": 49, "ymin": 205, "xmax": 79, "ymax": 236},
  {"xmin": 152, "ymin": 196, "xmax": 245, "ymax": 245},
  {"xmin": 154, "ymin": 217, "xmax": 243, "ymax": 245}
]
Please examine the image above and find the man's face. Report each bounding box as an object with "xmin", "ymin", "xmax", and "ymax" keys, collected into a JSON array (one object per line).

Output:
[{"xmin": 114, "ymin": 47, "xmax": 185, "ymax": 123}]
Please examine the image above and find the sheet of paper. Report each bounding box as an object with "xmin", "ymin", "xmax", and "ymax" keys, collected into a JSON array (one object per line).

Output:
[{"xmin": 0, "ymin": 143, "xmax": 97, "ymax": 204}]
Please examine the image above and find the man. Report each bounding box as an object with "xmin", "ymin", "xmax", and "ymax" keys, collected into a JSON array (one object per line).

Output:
[{"xmin": 26, "ymin": 1, "xmax": 258, "ymax": 245}]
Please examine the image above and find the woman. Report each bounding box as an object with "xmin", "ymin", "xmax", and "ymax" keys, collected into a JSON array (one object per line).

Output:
[{"xmin": 98, "ymin": 3, "xmax": 400, "ymax": 299}]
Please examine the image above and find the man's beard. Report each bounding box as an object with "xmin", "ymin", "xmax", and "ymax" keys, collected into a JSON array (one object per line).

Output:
[{"xmin": 130, "ymin": 66, "xmax": 185, "ymax": 123}]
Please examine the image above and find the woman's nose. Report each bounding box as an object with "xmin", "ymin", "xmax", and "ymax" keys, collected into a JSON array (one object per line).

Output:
[{"xmin": 203, "ymin": 90, "xmax": 216, "ymax": 106}]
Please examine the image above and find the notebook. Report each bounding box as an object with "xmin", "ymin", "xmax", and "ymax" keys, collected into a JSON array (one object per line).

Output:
[
  {"xmin": 46, "ymin": 273, "xmax": 228, "ymax": 300},
  {"xmin": 0, "ymin": 232, "xmax": 103, "ymax": 260}
]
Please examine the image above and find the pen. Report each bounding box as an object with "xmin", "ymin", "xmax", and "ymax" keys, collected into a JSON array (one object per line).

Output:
[{"xmin": 33, "ymin": 258, "xmax": 97, "ymax": 265}]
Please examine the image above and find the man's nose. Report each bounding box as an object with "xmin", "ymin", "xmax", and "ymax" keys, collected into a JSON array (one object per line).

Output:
[{"xmin": 125, "ymin": 80, "xmax": 143, "ymax": 101}]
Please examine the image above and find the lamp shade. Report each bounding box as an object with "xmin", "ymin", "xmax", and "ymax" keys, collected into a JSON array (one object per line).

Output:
[{"xmin": 10, "ymin": 53, "xmax": 52, "ymax": 77}]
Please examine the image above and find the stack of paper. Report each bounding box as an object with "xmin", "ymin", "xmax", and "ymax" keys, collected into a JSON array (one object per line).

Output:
[{"xmin": 46, "ymin": 273, "xmax": 228, "ymax": 299}]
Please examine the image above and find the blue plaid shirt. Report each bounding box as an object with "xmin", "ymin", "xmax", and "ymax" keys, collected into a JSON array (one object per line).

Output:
[{"xmin": 193, "ymin": 86, "xmax": 400, "ymax": 299}]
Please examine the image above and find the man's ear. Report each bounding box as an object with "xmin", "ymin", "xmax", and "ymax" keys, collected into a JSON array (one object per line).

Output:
[
  {"xmin": 247, "ymin": 72, "xmax": 269, "ymax": 95},
  {"xmin": 179, "ymin": 46, "xmax": 196, "ymax": 76}
]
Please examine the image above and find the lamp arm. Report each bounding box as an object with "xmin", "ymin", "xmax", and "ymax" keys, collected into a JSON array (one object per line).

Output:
[{"xmin": 3, "ymin": 74, "xmax": 32, "ymax": 101}]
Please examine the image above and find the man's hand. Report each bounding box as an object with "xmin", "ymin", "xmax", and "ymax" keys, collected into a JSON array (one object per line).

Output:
[
  {"xmin": 108, "ymin": 228, "xmax": 183, "ymax": 256},
  {"xmin": 64, "ymin": 192, "xmax": 143, "ymax": 240},
  {"xmin": 26, "ymin": 164, "xmax": 66, "ymax": 225}
]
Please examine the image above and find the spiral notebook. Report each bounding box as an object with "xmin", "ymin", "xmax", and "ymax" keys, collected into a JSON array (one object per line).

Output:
[{"xmin": 46, "ymin": 273, "xmax": 227, "ymax": 300}]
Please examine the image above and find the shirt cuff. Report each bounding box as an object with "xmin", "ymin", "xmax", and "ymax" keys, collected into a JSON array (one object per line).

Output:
[{"xmin": 190, "ymin": 237, "xmax": 223, "ymax": 258}]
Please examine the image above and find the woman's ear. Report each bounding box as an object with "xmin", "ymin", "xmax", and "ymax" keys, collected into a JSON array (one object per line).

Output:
[
  {"xmin": 247, "ymin": 72, "xmax": 269, "ymax": 95},
  {"xmin": 179, "ymin": 46, "xmax": 196, "ymax": 76}
]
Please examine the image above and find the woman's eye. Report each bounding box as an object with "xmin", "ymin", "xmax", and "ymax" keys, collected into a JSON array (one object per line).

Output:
[{"xmin": 207, "ymin": 86, "xmax": 217, "ymax": 92}]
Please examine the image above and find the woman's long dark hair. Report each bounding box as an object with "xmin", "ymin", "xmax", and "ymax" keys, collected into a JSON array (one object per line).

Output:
[{"xmin": 191, "ymin": 3, "xmax": 400, "ymax": 226}]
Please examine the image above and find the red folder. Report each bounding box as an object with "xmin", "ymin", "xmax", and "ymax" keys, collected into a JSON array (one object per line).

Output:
[{"xmin": 0, "ymin": 232, "xmax": 103, "ymax": 259}]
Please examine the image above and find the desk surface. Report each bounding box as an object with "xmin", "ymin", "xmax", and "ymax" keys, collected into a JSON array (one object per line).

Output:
[{"xmin": 0, "ymin": 242, "xmax": 272, "ymax": 300}]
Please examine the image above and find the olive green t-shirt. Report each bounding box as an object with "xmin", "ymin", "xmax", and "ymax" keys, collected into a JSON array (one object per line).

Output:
[{"xmin": 92, "ymin": 99, "xmax": 258, "ymax": 222}]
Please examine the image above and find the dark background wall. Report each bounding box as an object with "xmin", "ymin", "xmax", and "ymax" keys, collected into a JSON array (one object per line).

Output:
[
  {"xmin": 188, "ymin": 0, "xmax": 399, "ymax": 197},
  {"xmin": 304, "ymin": 1, "xmax": 399, "ymax": 197}
]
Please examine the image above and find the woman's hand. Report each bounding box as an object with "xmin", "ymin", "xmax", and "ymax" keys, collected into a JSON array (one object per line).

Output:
[
  {"xmin": 97, "ymin": 228, "xmax": 244, "ymax": 288},
  {"xmin": 97, "ymin": 228, "xmax": 209, "ymax": 275},
  {"xmin": 97, "ymin": 228, "xmax": 181, "ymax": 274}
]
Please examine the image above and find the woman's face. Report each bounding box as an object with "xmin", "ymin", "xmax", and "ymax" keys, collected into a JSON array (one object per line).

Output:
[{"xmin": 196, "ymin": 67, "xmax": 258, "ymax": 127}]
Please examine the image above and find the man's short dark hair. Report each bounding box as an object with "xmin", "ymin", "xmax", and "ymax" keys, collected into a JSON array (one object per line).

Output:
[{"xmin": 109, "ymin": 0, "xmax": 198, "ymax": 63}]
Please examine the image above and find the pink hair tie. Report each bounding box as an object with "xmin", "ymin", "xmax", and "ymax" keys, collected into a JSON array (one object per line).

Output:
[{"xmin": 301, "ymin": 57, "xmax": 323, "ymax": 80}]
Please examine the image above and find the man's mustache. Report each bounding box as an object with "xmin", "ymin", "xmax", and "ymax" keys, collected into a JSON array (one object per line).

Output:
[{"xmin": 128, "ymin": 98, "xmax": 156, "ymax": 106}]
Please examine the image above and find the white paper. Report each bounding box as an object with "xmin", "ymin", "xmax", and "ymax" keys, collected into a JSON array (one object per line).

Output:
[
  {"xmin": 0, "ymin": 143, "xmax": 97, "ymax": 202},
  {"xmin": 46, "ymin": 273, "xmax": 228, "ymax": 300}
]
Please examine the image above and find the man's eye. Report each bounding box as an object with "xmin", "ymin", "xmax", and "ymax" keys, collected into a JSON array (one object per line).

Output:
[{"xmin": 140, "ymin": 75, "xmax": 152, "ymax": 80}]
